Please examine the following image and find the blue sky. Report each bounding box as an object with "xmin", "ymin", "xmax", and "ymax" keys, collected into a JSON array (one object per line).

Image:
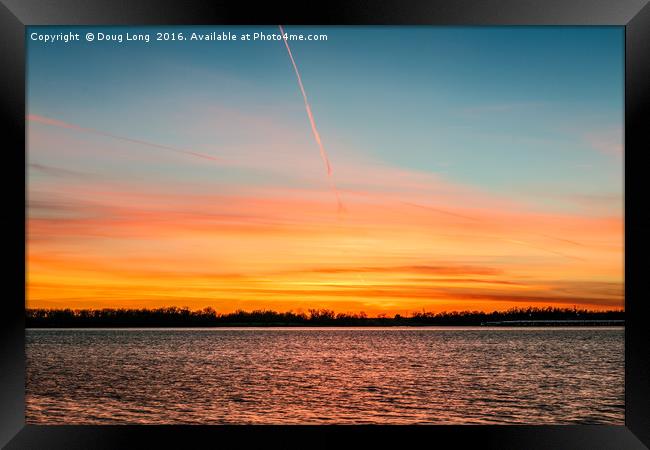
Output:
[{"xmin": 27, "ymin": 26, "xmax": 623, "ymax": 214}]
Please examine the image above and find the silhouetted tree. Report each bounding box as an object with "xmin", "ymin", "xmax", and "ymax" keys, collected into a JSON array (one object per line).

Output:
[{"xmin": 25, "ymin": 306, "xmax": 624, "ymax": 328}]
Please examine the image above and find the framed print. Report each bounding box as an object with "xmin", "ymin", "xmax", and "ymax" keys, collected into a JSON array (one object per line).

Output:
[{"xmin": 1, "ymin": 0, "xmax": 649, "ymax": 448}]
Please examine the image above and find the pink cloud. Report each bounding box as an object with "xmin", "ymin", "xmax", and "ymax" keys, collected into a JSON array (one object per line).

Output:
[{"xmin": 584, "ymin": 128, "xmax": 623, "ymax": 156}]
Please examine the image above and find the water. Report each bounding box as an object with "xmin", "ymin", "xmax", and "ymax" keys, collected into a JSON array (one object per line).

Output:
[{"xmin": 26, "ymin": 327, "xmax": 624, "ymax": 424}]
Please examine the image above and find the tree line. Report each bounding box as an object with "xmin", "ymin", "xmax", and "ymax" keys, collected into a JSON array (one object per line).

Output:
[{"xmin": 25, "ymin": 306, "xmax": 624, "ymax": 327}]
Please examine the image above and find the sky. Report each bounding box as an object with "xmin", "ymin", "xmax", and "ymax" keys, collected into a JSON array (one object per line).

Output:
[{"xmin": 26, "ymin": 26, "xmax": 624, "ymax": 315}]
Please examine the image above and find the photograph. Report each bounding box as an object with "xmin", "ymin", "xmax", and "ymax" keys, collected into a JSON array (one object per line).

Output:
[{"xmin": 24, "ymin": 25, "xmax": 625, "ymax": 426}]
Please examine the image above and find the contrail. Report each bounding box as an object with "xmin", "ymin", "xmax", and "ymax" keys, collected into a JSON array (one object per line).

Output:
[
  {"xmin": 279, "ymin": 25, "xmax": 344, "ymax": 213},
  {"xmin": 498, "ymin": 237, "xmax": 585, "ymax": 261},
  {"xmin": 400, "ymin": 201, "xmax": 480, "ymax": 222},
  {"xmin": 27, "ymin": 114, "xmax": 222, "ymax": 163},
  {"xmin": 390, "ymin": 197, "xmax": 585, "ymax": 260},
  {"xmin": 537, "ymin": 233, "xmax": 585, "ymax": 247}
]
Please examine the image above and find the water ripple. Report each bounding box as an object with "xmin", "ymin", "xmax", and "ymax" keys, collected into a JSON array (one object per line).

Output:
[{"xmin": 26, "ymin": 327, "xmax": 624, "ymax": 424}]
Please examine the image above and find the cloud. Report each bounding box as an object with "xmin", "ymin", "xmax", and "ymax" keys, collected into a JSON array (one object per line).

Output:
[
  {"xmin": 304, "ymin": 264, "xmax": 503, "ymax": 276},
  {"xmin": 584, "ymin": 128, "xmax": 623, "ymax": 156},
  {"xmin": 26, "ymin": 110, "xmax": 623, "ymax": 314},
  {"xmin": 29, "ymin": 163, "xmax": 91, "ymax": 178},
  {"xmin": 27, "ymin": 114, "xmax": 223, "ymax": 163}
]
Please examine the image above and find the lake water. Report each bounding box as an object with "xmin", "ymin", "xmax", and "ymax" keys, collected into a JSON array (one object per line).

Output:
[{"xmin": 26, "ymin": 327, "xmax": 624, "ymax": 424}]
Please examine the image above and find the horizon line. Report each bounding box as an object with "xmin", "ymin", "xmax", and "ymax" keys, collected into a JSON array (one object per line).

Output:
[{"xmin": 25, "ymin": 305, "xmax": 625, "ymax": 316}]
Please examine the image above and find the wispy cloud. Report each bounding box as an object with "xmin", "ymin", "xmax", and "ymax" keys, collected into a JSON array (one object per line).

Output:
[
  {"xmin": 29, "ymin": 163, "xmax": 91, "ymax": 178},
  {"xmin": 27, "ymin": 114, "xmax": 223, "ymax": 163},
  {"xmin": 584, "ymin": 127, "xmax": 623, "ymax": 156}
]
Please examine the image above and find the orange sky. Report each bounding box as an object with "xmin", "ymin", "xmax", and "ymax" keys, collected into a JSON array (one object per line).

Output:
[
  {"xmin": 26, "ymin": 121, "xmax": 623, "ymax": 315},
  {"xmin": 25, "ymin": 27, "xmax": 624, "ymax": 316}
]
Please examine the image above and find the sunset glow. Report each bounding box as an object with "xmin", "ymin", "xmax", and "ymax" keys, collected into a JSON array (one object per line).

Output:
[{"xmin": 26, "ymin": 26, "xmax": 624, "ymax": 315}]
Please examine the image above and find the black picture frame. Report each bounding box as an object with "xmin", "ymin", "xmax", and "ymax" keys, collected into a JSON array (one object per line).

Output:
[{"xmin": 1, "ymin": 1, "xmax": 648, "ymax": 448}]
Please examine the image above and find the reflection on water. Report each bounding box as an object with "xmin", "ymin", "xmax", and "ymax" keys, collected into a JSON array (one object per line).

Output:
[{"xmin": 26, "ymin": 327, "xmax": 624, "ymax": 424}]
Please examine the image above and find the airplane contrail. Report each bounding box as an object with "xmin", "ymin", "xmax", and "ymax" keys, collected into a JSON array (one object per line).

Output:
[
  {"xmin": 498, "ymin": 237, "xmax": 586, "ymax": 261},
  {"xmin": 385, "ymin": 196, "xmax": 585, "ymax": 260},
  {"xmin": 400, "ymin": 201, "xmax": 480, "ymax": 221},
  {"xmin": 537, "ymin": 233, "xmax": 585, "ymax": 247},
  {"xmin": 279, "ymin": 25, "xmax": 344, "ymax": 213},
  {"xmin": 27, "ymin": 114, "xmax": 222, "ymax": 163},
  {"xmin": 278, "ymin": 25, "xmax": 331, "ymax": 176}
]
